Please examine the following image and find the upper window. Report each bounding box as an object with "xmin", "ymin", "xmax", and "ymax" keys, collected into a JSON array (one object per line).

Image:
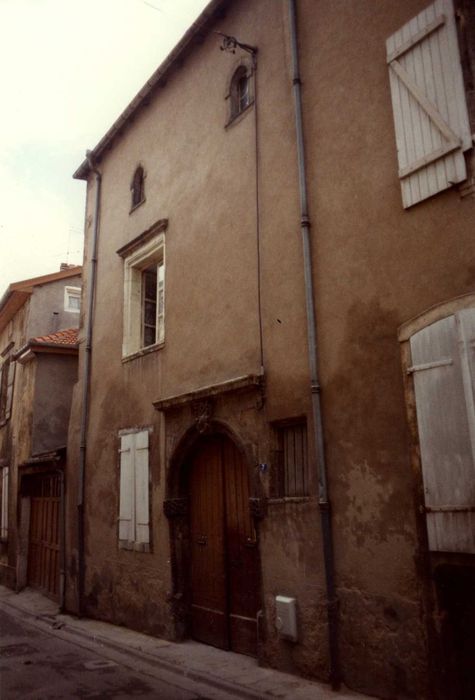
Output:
[
  {"xmin": 131, "ymin": 166, "xmax": 145, "ymax": 210},
  {"xmin": 386, "ymin": 0, "xmax": 471, "ymax": 208},
  {"xmin": 64, "ymin": 286, "xmax": 81, "ymax": 312},
  {"xmin": 273, "ymin": 419, "xmax": 309, "ymax": 498},
  {"xmin": 117, "ymin": 220, "xmax": 167, "ymax": 358},
  {"xmin": 227, "ymin": 63, "xmax": 253, "ymax": 124}
]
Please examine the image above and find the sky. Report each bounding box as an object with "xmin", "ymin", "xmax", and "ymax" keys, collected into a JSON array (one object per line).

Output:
[{"xmin": 0, "ymin": 0, "xmax": 209, "ymax": 296}]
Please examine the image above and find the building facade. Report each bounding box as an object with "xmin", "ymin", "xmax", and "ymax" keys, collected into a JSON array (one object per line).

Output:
[
  {"xmin": 0, "ymin": 267, "xmax": 81, "ymax": 600},
  {"xmin": 67, "ymin": 1, "xmax": 475, "ymax": 698}
]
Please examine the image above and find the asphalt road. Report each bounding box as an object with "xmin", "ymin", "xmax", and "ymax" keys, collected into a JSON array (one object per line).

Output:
[{"xmin": 0, "ymin": 606, "xmax": 225, "ymax": 700}]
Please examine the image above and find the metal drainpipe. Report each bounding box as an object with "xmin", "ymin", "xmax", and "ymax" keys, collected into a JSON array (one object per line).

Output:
[
  {"xmin": 77, "ymin": 152, "xmax": 101, "ymax": 617},
  {"xmin": 288, "ymin": 0, "xmax": 340, "ymax": 689}
]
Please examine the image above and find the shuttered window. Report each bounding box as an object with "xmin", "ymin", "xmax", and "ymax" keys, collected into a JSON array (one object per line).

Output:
[
  {"xmin": 118, "ymin": 430, "xmax": 150, "ymax": 551},
  {"xmin": 409, "ymin": 309, "xmax": 475, "ymax": 553},
  {"xmin": 386, "ymin": 0, "xmax": 471, "ymax": 208}
]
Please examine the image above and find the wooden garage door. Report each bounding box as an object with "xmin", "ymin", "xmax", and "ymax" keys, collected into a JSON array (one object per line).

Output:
[
  {"xmin": 27, "ymin": 474, "xmax": 60, "ymax": 600},
  {"xmin": 189, "ymin": 435, "xmax": 260, "ymax": 656}
]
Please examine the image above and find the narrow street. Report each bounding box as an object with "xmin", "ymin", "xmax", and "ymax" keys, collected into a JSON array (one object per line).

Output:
[
  {"xmin": 0, "ymin": 604, "xmax": 227, "ymax": 700},
  {"xmin": 0, "ymin": 587, "xmax": 370, "ymax": 700}
]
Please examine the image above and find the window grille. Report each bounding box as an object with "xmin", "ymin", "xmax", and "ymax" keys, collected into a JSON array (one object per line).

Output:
[{"xmin": 274, "ymin": 421, "xmax": 308, "ymax": 497}]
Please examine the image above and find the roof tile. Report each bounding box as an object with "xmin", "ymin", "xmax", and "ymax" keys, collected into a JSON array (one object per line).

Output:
[{"xmin": 32, "ymin": 328, "xmax": 79, "ymax": 346}]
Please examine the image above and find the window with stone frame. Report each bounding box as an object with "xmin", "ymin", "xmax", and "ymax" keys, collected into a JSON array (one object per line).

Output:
[
  {"xmin": 117, "ymin": 220, "xmax": 167, "ymax": 358},
  {"xmin": 227, "ymin": 63, "xmax": 254, "ymax": 124},
  {"xmin": 64, "ymin": 286, "xmax": 81, "ymax": 312},
  {"xmin": 273, "ymin": 419, "xmax": 309, "ymax": 498}
]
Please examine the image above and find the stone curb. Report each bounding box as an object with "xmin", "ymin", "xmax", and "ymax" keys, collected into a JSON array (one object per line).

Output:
[
  {"xmin": 0, "ymin": 593, "xmax": 280, "ymax": 699},
  {"xmin": 0, "ymin": 588, "xmax": 371, "ymax": 700}
]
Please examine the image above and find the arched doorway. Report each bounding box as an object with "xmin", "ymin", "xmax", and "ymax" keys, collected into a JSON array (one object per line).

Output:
[{"xmin": 186, "ymin": 433, "xmax": 261, "ymax": 657}]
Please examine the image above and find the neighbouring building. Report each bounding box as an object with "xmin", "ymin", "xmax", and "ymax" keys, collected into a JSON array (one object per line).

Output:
[
  {"xmin": 0, "ymin": 266, "xmax": 81, "ymax": 601},
  {"xmin": 67, "ymin": 1, "xmax": 475, "ymax": 698}
]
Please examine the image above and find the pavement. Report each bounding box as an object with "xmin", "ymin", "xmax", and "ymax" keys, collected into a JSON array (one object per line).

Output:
[{"xmin": 0, "ymin": 586, "xmax": 374, "ymax": 700}]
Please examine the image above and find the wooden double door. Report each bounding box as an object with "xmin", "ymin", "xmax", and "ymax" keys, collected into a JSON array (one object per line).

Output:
[{"xmin": 188, "ymin": 435, "xmax": 260, "ymax": 656}]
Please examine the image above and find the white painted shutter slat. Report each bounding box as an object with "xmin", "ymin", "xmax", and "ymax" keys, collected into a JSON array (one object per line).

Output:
[
  {"xmin": 386, "ymin": 0, "xmax": 471, "ymax": 208},
  {"xmin": 119, "ymin": 434, "xmax": 134, "ymax": 543},
  {"xmin": 134, "ymin": 431, "xmax": 150, "ymax": 545},
  {"xmin": 457, "ymin": 310, "xmax": 475, "ymax": 465},
  {"xmin": 411, "ymin": 314, "xmax": 475, "ymax": 553}
]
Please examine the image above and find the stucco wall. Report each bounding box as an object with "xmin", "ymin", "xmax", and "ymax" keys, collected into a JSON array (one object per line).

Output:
[
  {"xmin": 31, "ymin": 354, "xmax": 78, "ymax": 455},
  {"xmin": 27, "ymin": 275, "xmax": 81, "ymax": 338},
  {"xmin": 68, "ymin": 1, "xmax": 475, "ymax": 698},
  {"xmin": 0, "ymin": 301, "xmax": 31, "ymax": 583}
]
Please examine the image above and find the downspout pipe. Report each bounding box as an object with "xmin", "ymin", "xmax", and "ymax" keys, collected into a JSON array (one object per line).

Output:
[
  {"xmin": 77, "ymin": 151, "xmax": 101, "ymax": 617},
  {"xmin": 288, "ymin": 0, "xmax": 340, "ymax": 689}
]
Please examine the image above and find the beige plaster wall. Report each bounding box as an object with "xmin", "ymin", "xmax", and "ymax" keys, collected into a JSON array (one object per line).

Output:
[
  {"xmin": 69, "ymin": 0, "xmax": 474, "ymax": 697},
  {"xmin": 0, "ymin": 301, "xmax": 31, "ymax": 583}
]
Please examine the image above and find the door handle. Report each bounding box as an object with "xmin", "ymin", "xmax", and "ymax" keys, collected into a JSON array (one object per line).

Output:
[{"xmin": 196, "ymin": 535, "xmax": 207, "ymax": 546}]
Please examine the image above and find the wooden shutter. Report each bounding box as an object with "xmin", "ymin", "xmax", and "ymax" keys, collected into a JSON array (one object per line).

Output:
[
  {"xmin": 5, "ymin": 361, "xmax": 15, "ymax": 421},
  {"xmin": 410, "ymin": 311, "xmax": 475, "ymax": 553},
  {"xmin": 134, "ymin": 430, "xmax": 150, "ymax": 547},
  {"xmin": 119, "ymin": 434, "xmax": 134, "ymax": 544},
  {"xmin": 386, "ymin": 0, "xmax": 471, "ymax": 208}
]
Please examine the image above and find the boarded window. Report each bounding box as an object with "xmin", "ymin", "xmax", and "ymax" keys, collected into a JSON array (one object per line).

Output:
[
  {"xmin": 274, "ymin": 421, "xmax": 308, "ymax": 497},
  {"xmin": 118, "ymin": 430, "xmax": 150, "ymax": 551},
  {"xmin": 386, "ymin": 0, "xmax": 471, "ymax": 208},
  {"xmin": 409, "ymin": 308, "xmax": 475, "ymax": 553}
]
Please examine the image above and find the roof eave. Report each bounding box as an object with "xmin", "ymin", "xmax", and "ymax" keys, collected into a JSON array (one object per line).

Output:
[
  {"xmin": 73, "ymin": 0, "xmax": 228, "ymax": 181},
  {"xmin": 15, "ymin": 342, "xmax": 79, "ymax": 364}
]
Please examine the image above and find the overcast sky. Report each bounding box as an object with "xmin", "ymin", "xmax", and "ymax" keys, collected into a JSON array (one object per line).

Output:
[{"xmin": 0, "ymin": 0, "xmax": 209, "ymax": 296}]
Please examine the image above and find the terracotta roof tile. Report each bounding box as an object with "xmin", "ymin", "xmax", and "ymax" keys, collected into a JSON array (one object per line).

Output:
[{"xmin": 32, "ymin": 328, "xmax": 79, "ymax": 346}]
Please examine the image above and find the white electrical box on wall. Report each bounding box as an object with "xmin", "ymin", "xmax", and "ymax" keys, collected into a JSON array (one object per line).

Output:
[{"xmin": 275, "ymin": 595, "xmax": 298, "ymax": 642}]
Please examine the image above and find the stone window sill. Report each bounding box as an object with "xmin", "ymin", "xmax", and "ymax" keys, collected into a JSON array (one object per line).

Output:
[
  {"xmin": 122, "ymin": 341, "xmax": 164, "ymax": 364},
  {"xmin": 129, "ymin": 197, "xmax": 146, "ymax": 214}
]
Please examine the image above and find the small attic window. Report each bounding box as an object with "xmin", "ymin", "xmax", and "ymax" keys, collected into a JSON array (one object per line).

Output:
[
  {"xmin": 131, "ymin": 166, "xmax": 145, "ymax": 210},
  {"xmin": 228, "ymin": 65, "xmax": 253, "ymax": 124}
]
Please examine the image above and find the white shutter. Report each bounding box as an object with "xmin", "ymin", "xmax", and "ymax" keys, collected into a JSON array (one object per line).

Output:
[
  {"xmin": 386, "ymin": 0, "xmax": 471, "ymax": 208},
  {"xmin": 134, "ymin": 430, "xmax": 150, "ymax": 547},
  {"xmin": 410, "ymin": 312, "xmax": 475, "ymax": 553},
  {"xmin": 119, "ymin": 434, "xmax": 134, "ymax": 543},
  {"xmin": 5, "ymin": 361, "xmax": 15, "ymax": 421}
]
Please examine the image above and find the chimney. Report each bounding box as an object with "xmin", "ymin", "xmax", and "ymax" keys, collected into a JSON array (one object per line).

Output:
[{"xmin": 52, "ymin": 312, "xmax": 60, "ymax": 333}]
